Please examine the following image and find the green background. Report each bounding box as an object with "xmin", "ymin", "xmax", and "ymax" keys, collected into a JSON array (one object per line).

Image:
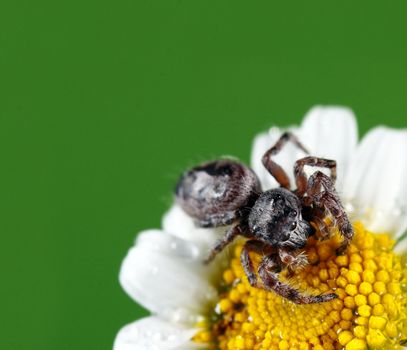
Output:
[{"xmin": 1, "ymin": 1, "xmax": 406, "ymax": 349}]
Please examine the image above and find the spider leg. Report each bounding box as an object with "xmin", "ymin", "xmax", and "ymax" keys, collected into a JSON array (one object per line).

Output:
[
  {"xmin": 278, "ymin": 248, "xmax": 308, "ymax": 270},
  {"xmin": 294, "ymin": 156, "xmax": 337, "ymax": 196},
  {"xmin": 262, "ymin": 132, "xmax": 308, "ymax": 189},
  {"xmin": 309, "ymin": 207, "xmax": 334, "ymax": 240},
  {"xmin": 258, "ymin": 253, "xmax": 338, "ymax": 304},
  {"xmin": 204, "ymin": 224, "xmax": 243, "ymax": 264},
  {"xmin": 307, "ymin": 171, "xmax": 353, "ymax": 255},
  {"xmin": 196, "ymin": 210, "xmax": 239, "ymax": 228},
  {"xmin": 240, "ymin": 240, "xmax": 274, "ymax": 288}
]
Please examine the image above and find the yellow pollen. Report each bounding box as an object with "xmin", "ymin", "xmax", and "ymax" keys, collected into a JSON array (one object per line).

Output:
[{"xmin": 193, "ymin": 222, "xmax": 407, "ymax": 349}]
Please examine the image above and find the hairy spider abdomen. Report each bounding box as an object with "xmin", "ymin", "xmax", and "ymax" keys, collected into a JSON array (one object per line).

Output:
[{"xmin": 175, "ymin": 159, "xmax": 261, "ymax": 227}]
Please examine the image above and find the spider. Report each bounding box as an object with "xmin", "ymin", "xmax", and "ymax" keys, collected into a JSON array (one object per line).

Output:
[{"xmin": 175, "ymin": 132, "xmax": 354, "ymax": 304}]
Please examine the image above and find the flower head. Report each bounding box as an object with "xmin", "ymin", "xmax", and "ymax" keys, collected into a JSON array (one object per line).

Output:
[{"xmin": 114, "ymin": 106, "xmax": 407, "ymax": 350}]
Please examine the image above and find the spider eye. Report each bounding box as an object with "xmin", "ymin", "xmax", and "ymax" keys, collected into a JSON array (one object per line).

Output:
[{"xmin": 290, "ymin": 221, "xmax": 297, "ymax": 231}]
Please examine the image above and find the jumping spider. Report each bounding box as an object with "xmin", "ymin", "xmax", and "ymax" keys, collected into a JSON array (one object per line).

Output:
[{"xmin": 175, "ymin": 132, "xmax": 354, "ymax": 304}]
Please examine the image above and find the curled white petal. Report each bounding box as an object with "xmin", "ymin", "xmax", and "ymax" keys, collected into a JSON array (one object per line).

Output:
[
  {"xmin": 298, "ymin": 105, "xmax": 358, "ymax": 191},
  {"xmin": 113, "ymin": 316, "xmax": 200, "ymax": 350},
  {"xmin": 343, "ymin": 126, "xmax": 407, "ymax": 238},
  {"xmin": 119, "ymin": 230, "xmax": 218, "ymax": 323}
]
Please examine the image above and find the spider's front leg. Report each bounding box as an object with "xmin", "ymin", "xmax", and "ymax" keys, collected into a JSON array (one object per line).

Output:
[
  {"xmin": 307, "ymin": 171, "xmax": 354, "ymax": 255},
  {"xmin": 294, "ymin": 156, "xmax": 337, "ymax": 196},
  {"xmin": 258, "ymin": 253, "xmax": 337, "ymax": 304},
  {"xmin": 240, "ymin": 240, "xmax": 274, "ymax": 288},
  {"xmin": 304, "ymin": 206, "xmax": 334, "ymax": 241},
  {"xmin": 294, "ymin": 156, "xmax": 340, "ymax": 240},
  {"xmin": 278, "ymin": 247, "xmax": 308, "ymax": 276},
  {"xmin": 262, "ymin": 132, "xmax": 309, "ymax": 189}
]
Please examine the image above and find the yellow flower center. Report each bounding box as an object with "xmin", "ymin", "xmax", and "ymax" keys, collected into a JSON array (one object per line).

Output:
[{"xmin": 193, "ymin": 222, "xmax": 407, "ymax": 350}]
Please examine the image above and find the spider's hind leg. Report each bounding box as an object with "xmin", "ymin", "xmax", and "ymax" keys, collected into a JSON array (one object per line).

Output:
[{"xmin": 204, "ymin": 224, "xmax": 242, "ymax": 264}]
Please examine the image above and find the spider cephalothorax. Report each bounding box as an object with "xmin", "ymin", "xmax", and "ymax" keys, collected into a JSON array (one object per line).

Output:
[
  {"xmin": 175, "ymin": 132, "xmax": 354, "ymax": 304},
  {"xmin": 249, "ymin": 188, "xmax": 314, "ymax": 249}
]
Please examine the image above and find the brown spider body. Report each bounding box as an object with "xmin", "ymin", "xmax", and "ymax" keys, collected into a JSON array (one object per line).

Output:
[{"xmin": 175, "ymin": 132, "xmax": 354, "ymax": 304}]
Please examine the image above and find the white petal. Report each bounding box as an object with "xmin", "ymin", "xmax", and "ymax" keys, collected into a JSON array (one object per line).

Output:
[
  {"xmin": 114, "ymin": 317, "xmax": 200, "ymax": 350},
  {"xmin": 298, "ymin": 106, "xmax": 358, "ymax": 191},
  {"xmin": 162, "ymin": 205, "xmax": 220, "ymax": 250},
  {"xmin": 119, "ymin": 230, "xmax": 218, "ymax": 323},
  {"xmin": 251, "ymin": 126, "xmax": 301, "ymax": 190},
  {"xmin": 343, "ymin": 126, "xmax": 407, "ymax": 237}
]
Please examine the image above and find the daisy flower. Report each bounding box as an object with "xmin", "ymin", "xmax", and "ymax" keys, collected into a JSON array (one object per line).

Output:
[{"xmin": 114, "ymin": 106, "xmax": 407, "ymax": 350}]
